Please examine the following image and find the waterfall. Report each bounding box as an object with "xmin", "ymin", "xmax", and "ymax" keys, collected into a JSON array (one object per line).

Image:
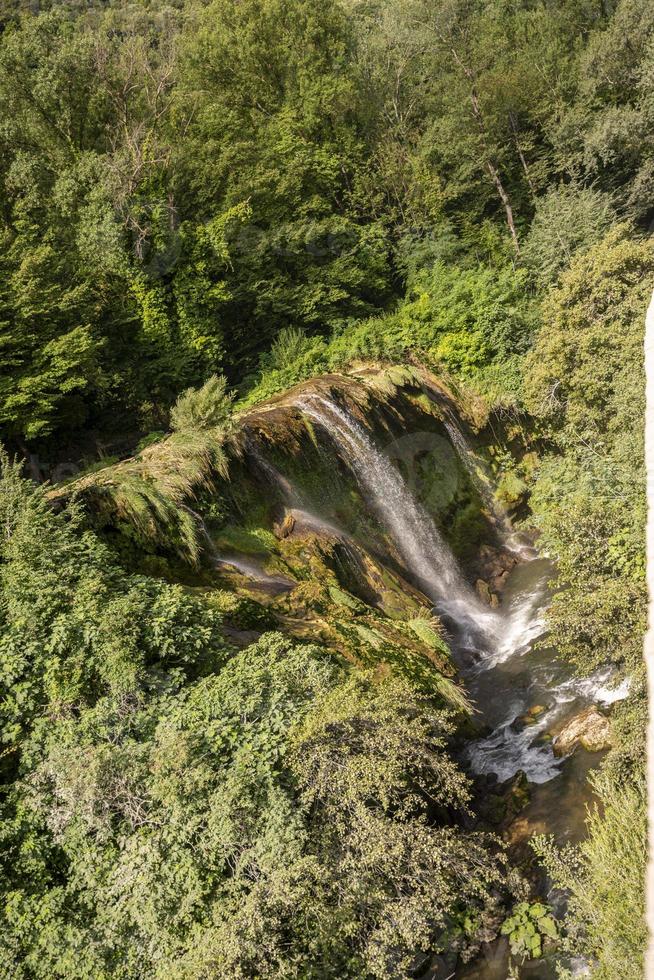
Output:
[
  {"xmin": 247, "ymin": 444, "xmax": 300, "ymax": 505},
  {"xmin": 181, "ymin": 504, "xmax": 294, "ymax": 594},
  {"xmin": 296, "ymin": 393, "xmax": 501, "ymax": 650},
  {"xmin": 442, "ymin": 414, "xmax": 506, "ymax": 525},
  {"xmin": 441, "ymin": 412, "xmax": 536, "ymax": 558},
  {"xmin": 212, "ymin": 553, "xmax": 294, "ymax": 593},
  {"xmin": 248, "ymin": 442, "xmax": 347, "ymax": 539}
]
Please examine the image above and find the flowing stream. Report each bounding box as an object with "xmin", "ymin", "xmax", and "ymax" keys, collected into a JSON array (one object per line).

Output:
[
  {"xmin": 287, "ymin": 394, "xmax": 629, "ymax": 978},
  {"xmin": 225, "ymin": 392, "xmax": 629, "ymax": 978}
]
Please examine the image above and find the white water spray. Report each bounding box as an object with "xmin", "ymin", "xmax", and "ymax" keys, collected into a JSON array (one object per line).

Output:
[
  {"xmin": 296, "ymin": 393, "xmax": 503, "ymax": 649},
  {"xmin": 467, "ymin": 659, "xmax": 630, "ymax": 784}
]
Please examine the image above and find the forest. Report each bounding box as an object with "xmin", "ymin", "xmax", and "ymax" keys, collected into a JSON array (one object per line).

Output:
[{"xmin": 0, "ymin": 0, "xmax": 650, "ymax": 977}]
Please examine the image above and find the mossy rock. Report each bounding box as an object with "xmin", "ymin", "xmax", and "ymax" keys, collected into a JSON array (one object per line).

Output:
[
  {"xmin": 353, "ymin": 623, "xmax": 386, "ymax": 650},
  {"xmin": 328, "ymin": 585, "xmax": 366, "ymax": 613},
  {"xmin": 504, "ymin": 770, "xmax": 531, "ymax": 817},
  {"xmin": 208, "ymin": 590, "xmax": 277, "ymax": 631},
  {"xmin": 480, "ymin": 793, "xmax": 506, "ymax": 825},
  {"xmin": 444, "ymin": 496, "xmax": 489, "ymax": 559},
  {"xmin": 214, "ymin": 524, "xmax": 277, "ymax": 556}
]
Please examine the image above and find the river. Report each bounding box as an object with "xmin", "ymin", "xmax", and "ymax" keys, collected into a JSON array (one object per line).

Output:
[
  {"xmin": 235, "ymin": 390, "xmax": 629, "ymax": 979},
  {"xmin": 455, "ymin": 556, "xmax": 628, "ymax": 979}
]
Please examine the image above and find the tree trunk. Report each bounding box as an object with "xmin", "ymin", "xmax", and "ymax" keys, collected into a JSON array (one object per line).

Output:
[
  {"xmin": 440, "ymin": 37, "xmax": 521, "ymax": 253},
  {"xmin": 484, "ymin": 158, "xmax": 520, "ymax": 255},
  {"xmin": 468, "ymin": 85, "xmax": 520, "ymax": 254}
]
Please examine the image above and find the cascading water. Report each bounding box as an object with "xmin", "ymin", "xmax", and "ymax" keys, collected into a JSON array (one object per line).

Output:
[
  {"xmin": 182, "ymin": 503, "xmax": 294, "ymax": 594},
  {"xmin": 296, "ymin": 393, "xmax": 501, "ymax": 651},
  {"xmin": 248, "ymin": 444, "xmax": 300, "ymax": 506},
  {"xmin": 442, "ymin": 412, "xmax": 536, "ymax": 559},
  {"xmin": 465, "ymin": 557, "xmax": 629, "ymax": 784},
  {"xmin": 248, "ymin": 443, "xmax": 347, "ymax": 540},
  {"xmin": 292, "ymin": 393, "xmax": 631, "ymax": 791}
]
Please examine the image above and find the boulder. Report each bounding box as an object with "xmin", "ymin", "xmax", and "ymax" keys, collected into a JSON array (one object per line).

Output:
[
  {"xmin": 552, "ymin": 706, "xmax": 612, "ymax": 757},
  {"xmin": 504, "ymin": 770, "xmax": 530, "ymax": 818},
  {"xmin": 475, "ymin": 578, "xmax": 500, "ymax": 607},
  {"xmin": 490, "ymin": 569, "xmax": 509, "ymax": 592},
  {"xmin": 515, "ymin": 704, "xmax": 546, "ymax": 730},
  {"xmin": 474, "ymin": 545, "xmax": 517, "ymax": 598},
  {"xmin": 475, "ymin": 579, "xmax": 493, "ymax": 604}
]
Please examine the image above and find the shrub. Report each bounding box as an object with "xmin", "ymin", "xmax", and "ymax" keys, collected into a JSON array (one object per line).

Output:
[{"xmin": 170, "ymin": 374, "xmax": 234, "ymax": 433}]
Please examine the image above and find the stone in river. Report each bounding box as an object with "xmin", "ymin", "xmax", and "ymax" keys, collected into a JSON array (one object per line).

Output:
[
  {"xmin": 516, "ymin": 704, "xmax": 546, "ymax": 728},
  {"xmin": 552, "ymin": 706, "xmax": 612, "ymax": 757},
  {"xmin": 475, "ymin": 579, "xmax": 499, "ymax": 607}
]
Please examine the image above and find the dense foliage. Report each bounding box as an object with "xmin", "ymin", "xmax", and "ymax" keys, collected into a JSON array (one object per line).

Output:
[
  {"xmin": 0, "ymin": 0, "xmax": 650, "ymax": 456},
  {"xmin": 0, "ymin": 0, "xmax": 651, "ymax": 976},
  {"xmin": 0, "ymin": 460, "xmax": 507, "ymax": 978}
]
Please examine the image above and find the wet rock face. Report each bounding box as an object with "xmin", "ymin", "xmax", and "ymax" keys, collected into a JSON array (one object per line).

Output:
[
  {"xmin": 473, "ymin": 545, "xmax": 518, "ymax": 605},
  {"xmin": 475, "ymin": 579, "xmax": 499, "ymax": 608},
  {"xmin": 552, "ymin": 706, "xmax": 612, "ymax": 756},
  {"xmin": 274, "ymin": 511, "xmax": 296, "ymax": 539}
]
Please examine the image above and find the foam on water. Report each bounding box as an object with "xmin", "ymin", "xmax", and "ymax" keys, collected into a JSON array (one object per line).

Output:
[
  {"xmin": 552, "ymin": 666, "xmax": 631, "ymax": 708},
  {"xmin": 468, "ymin": 716, "xmax": 563, "ymax": 784},
  {"xmin": 467, "ymin": 658, "xmax": 631, "ymax": 783},
  {"xmin": 477, "ymin": 573, "xmax": 549, "ymax": 670}
]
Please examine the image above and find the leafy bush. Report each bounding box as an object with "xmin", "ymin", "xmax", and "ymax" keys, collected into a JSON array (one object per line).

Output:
[
  {"xmin": 0, "ymin": 624, "xmax": 507, "ymax": 979},
  {"xmin": 534, "ymin": 772, "xmax": 646, "ymax": 980},
  {"xmin": 397, "ymin": 262, "xmax": 536, "ymax": 374},
  {"xmin": 0, "ymin": 451, "xmax": 229, "ymax": 748},
  {"xmin": 521, "ymin": 184, "xmax": 616, "ymax": 286},
  {"xmin": 501, "ymin": 901, "xmax": 557, "ymax": 961},
  {"xmin": 524, "ymin": 227, "xmax": 651, "ymax": 680},
  {"xmin": 267, "ymin": 326, "xmax": 311, "ymax": 371},
  {"xmin": 170, "ymin": 373, "xmax": 234, "ymax": 433}
]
